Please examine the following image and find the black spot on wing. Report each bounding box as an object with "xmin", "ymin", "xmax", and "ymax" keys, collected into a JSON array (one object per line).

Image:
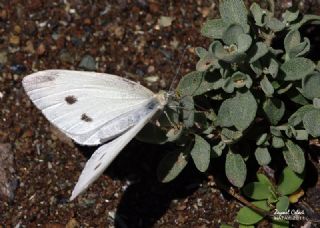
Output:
[
  {"xmin": 81, "ymin": 113, "xmax": 93, "ymax": 122},
  {"xmin": 94, "ymin": 163, "xmax": 101, "ymax": 170},
  {"xmin": 36, "ymin": 71, "xmax": 59, "ymax": 83},
  {"xmin": 99, "ymin": 153, "xmax": 106, "ymax": 161},
  {"xmin": 65, "ymin": 95, "xmax": 77, "ymax": 104}
]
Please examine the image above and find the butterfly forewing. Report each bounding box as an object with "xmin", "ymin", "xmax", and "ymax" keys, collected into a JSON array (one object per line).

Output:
[{"xmin": 22, "ymin": 70, "xmax": 155, "ymax": 145}]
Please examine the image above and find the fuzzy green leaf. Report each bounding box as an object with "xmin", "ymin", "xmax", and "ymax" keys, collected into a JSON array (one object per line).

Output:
[
  {"xmin": 217, "ymin": 99, "xmax": 233, "ymax": 127},
  {"xmin": 212, "ymin": 41, "xmax": 246, "ymax": 63},
  {"xmin": 219, "ymin": 0, "xmax": 249, "ymax": 32},
  {"xmin": 249, "ymin": 42, "xmax": 268, "ymax": 63},
  {"xmin": 263, "ymin": 98, "xmax": 285, "ymax": 125},
  {"xmin": 266, "ymin": 17, "xmax": 285, "ymax": 32},
  {"xmin": 243, "ymin": 182, "xmax": 272, "ymax": 200},
  {"xmin": 230, "ymin": 91, "xmax": 258, "ymax": 130},
  {"xmin": 201, "ymin": 19, "xmax": 227, "ymax": 39},
  {"xmin": 276, "ymin": 83, "xmax": 292, "ymax": 95},
  {"xmin": 303, "ymin": 109, "xmax": 320, "ymax": 137},
  {"xmin": 237, "ymin": 34, "xmax": 252, "ymax": 53},
  {"xmin": 196, "ymin": 52, "xmax": 218, "ymax": 72},
  {"xmin": 288, "ymin": 104, "xmax": 315, "ymax": 126},
  {"xmin": 223, "ymin": 72, "xmax": 252, "ymax": 93},
  {"xmin": 295, "ymin": 130, "xmax": 309, "ymax": 140},
  {"xmin": 195, "ymin": 47, "xmax": 207, "ymax": 58},
  {"xmin": 313, "ymin": 98, "xmax": 320, "ymax": 109},
  {"xmin": 212, "ymin": 141, "xmax": 226, "ymax": 157},
  {"xmin": 260, "ymin": 76, "xmax": 274, "ymax": 97},
  {"xmin": 302, "ymin": 72, "xmax": 320, "ymax": 100},
  {"xmin": 284, "ymin": 29, "xmax": 310, "ymax": 59},
  {"xmin": 287, "ymin": 88, "xmax": 309, "ymax": 105},
  {"xmin": 250, "ymin": 60, "xmax": 263, "ymax": 76},
  {"xmin": 278, "ymin": 167, "xmax": 304, "ymax": 195},
  {"xmin": 284, "ymin": 30, "xmax": 301, "ymax": 53},
  {"xmin": 283, "ymin": 8, "xmax": 299, "ymax": 22},
  {"xmin": 256, "ymin": 133, "xmax": 268, "ymax": 146},
  {"xmin": 166, "ymin": 126, "xmax": 184, "ymax": 143},
  {"xmin": 236, "ymin": 200, "xmax": 270, "ymax": 225},
  {"xmin": 218, "ymin": 91, "xmax": 257, "ymax": 131},
  {"xmin": 289, "ymin": 38, "xmax": 310, "ymax": 58},
  {"xmin": 270, "ymin": 126, "xmax": 282, "ymax": 137},
  {"xmin": 255, "ymin": 147, "xmax": 271, "ymax": 166},
  {"xmin": 181, "ymin": 95, "xmax": 194, "ymax": 128},
  {"xmin": 250, "ymin": 3, "xmax": 266, "ymax": 26},
  {"xmin": 221, "ymin": 128, "xmax": 243, "ymax": 144},
  {"xmin": 157, "ymin": 150, "xmax": 189, "ymax": 183},
  {"xmin": 190, "ymin": 134, "xmax": 211, "ymax": 172},
  {"xmin": 231, "ymin": 72, "xmax": 252, "ymax": 90},
  {"xmin": 225, "ymin": 151, "xmax": 247, "ymax": 187},
  {"xmin": 176, "ymin": 71, "xmax": 223, "ymax": 97},
  {"xmin": 283, "ymin": 140, "xmax": 305, "ymax": 174},
  {"xmin": 222, "ymin": 24, "xmax": 244, "ymax": 45},
  {"xmin": 272, "ymin": 136, "xmax": 285, "ymax": 148},
  {"xmin": 137, "ymin": 104, "xmax": 179, "ymax": 144},
  {"xmin": 290, "ymin": 14, "xmax": 320, "ymax": 30},
  {"xmin": 281, "ymin": 57, "xmax": 315, "ymax": 81},
  {"xmin": 285, "ymin": 125, "xmax": 297, "ymax": 138},
  {"xmin": 268, "ymin": 58, "xmax": 279, "ymax": 78},
  {"xmin": 222, "ymin": 77, "xmax": 235, "ymax": 93}
]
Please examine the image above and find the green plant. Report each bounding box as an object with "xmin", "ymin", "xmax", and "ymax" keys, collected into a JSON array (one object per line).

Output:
[
  {"xmin": 138, "ymin": 0, "xmax": 320, "ymax": 225},
  {"xmin": 236, "ymin": 167, "xmax": 304, "ymax": 227}
]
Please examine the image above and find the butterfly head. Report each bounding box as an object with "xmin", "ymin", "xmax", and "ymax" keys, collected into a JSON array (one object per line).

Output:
[{"xmin": 155, "ymin": 90, "xmax": 172, "ymax": 108}]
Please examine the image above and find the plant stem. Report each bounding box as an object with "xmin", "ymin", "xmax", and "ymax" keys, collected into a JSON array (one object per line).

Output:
[
  {"xmin": 267, "ymin": 0, "xmax": 275, "ymax": 16},
  {"xmin": 227, "ymin": 187, "xmax": 270, "ymax": 217}
]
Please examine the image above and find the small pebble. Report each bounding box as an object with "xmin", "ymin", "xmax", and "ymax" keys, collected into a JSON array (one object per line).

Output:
[
  {"xmin": 158, "ymin": 16, "xmax": 174, "ymax": 27},
  {"xmin": 108, "ymin": 211, "xmax": 115, "ymax": 220},
  {"xmin": 36, "ymin": 43, "xmax": 46, "ymax": 56},
  {"xmin": 79, "ymin": 55, "xmax": 96, "ymax": 71},
  {"xmin": 14, "ymin": 25, "xmax": 21, "ymax": 34},
  {"xmin": 59, "ymin": 50, "xmax": 75, "ymax": 64},
  {"xmin": 147, "ymin": 65, "xmax": 155, "ymax": 73},
  {"xmin": 9, "ymin": 35, "xmax": 20, "ymax": 45},
  {"xmin": 0, "ymin": 51, "xmax": 8, "ymax": 64},
  {"xmin": 24, "ymin": 41, "xmax": 35, "ymax": 53},
  {"xmin": 10, "ymin": 64, "xmax": 26, "ymax": 74}
]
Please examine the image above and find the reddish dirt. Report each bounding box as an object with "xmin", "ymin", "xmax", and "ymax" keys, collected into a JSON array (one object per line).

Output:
[{"xmin": 0, "ymin": 1, "xmax": 319, "ymax": 227}]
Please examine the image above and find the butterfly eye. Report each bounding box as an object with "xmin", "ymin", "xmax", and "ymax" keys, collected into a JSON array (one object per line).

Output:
[{"xmin": 65, "ymin": 95, "xmax": 77, "ymax": 104}]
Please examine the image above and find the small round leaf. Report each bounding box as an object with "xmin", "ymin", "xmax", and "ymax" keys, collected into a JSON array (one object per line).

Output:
[
  {"xmin": 225, "ymin": 151, "xmax": 247, "ymax": 187},
  {"xmin": 278, "ymin": 167, "xmax": 304, "ymax": 195},
  {"xmin": 190, "ymin": 134, "xmax": 210, "ymax": 172},
  {"xmin": 283, "ymin": 140, "xmax": 305, "ymax": 174},
  {"xmin": 303, "ymin": 109, "xmax": 320, "ymax": 137},
  {"xmin": 281, "ymin": 57, "xmax": 315, "ymax": 81},
  {"xmin": 302, "ymin": 72, "xmax": 320, "ymax": 99}
]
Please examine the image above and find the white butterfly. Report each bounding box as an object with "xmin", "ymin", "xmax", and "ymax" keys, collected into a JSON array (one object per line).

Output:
[{"xmin": 22, "ymin": 70, "xmax": 169, "ymax": 200}]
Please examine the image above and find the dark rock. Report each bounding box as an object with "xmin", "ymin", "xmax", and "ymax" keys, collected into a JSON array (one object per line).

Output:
[{"xmin": 10, "ymin": 64, "xmax": 26, "ymax": 74}]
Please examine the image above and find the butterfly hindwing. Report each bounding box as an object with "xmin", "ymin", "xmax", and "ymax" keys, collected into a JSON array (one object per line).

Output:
[{"xmin": 70, "ymin": 101, "xmax": 161, "ymax": 200}]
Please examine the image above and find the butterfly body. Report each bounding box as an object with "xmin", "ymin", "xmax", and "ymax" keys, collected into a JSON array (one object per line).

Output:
[{"xmin": 22, "ymin": 70, "xmax": 168, "ymax": 200}]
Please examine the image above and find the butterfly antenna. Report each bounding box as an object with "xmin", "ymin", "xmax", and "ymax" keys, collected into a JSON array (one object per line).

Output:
[{"xmin": 168, "ymin": 45, "xmax": 190, "ymax": 93}]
